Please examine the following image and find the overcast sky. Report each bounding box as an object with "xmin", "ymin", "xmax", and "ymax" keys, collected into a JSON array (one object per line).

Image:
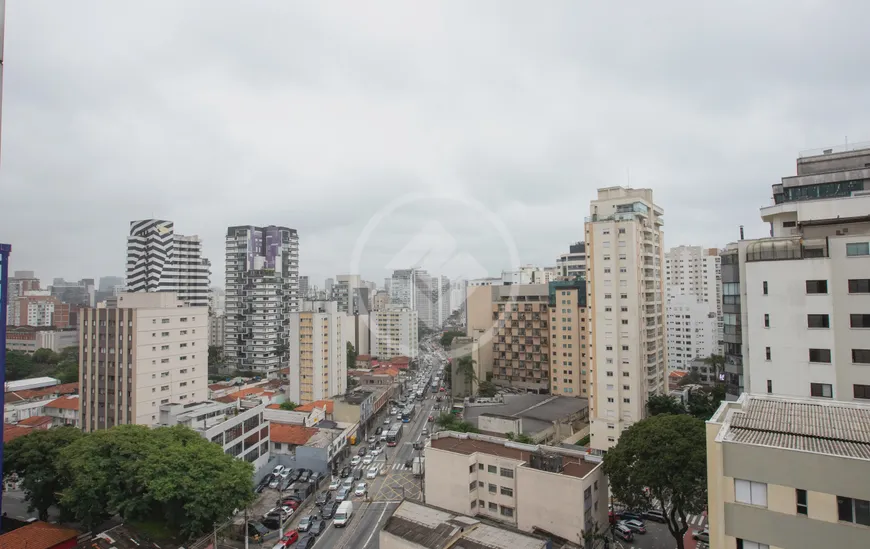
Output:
[{"xmin": 4, "ymin": 1, "xmax": 869, "ymax": 289}]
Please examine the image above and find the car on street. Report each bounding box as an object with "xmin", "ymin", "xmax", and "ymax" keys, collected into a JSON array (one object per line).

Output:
[
  {"xmin": 351, "ymin": 456, "xmax": 362, "ymax": 466},
  {"xmin": 643, "ymin": 509, "xmax": 667, "ymax": 523},
  {"xmin": 375, "ymin": 426, "xmax": 383, "ymax": 435},
  {"xmin": 370, "ymin": 447, "xmax": 382, "ymax": 456},
  {"xmin": 367, "ymin": 435, "xmax": 376, "ymax": 443},
  {"xmin": 362, "ymin": 455, "xmax": 374, "ymax": 465},
  {"xmin": 309, "ymin": 519, "xmax": 327, "ymax": 536},
  {"xmin": 297, "ymin": 513, "xmax": 319, "ymax": 532},
  {"xmin": 621, "ymin": 519, "xmax": 646, "ymax": 534},
  {"xmin": 358, "ymin": 446, "xmax": 367, "ymax": 456},
  {"xmin": 693, "ymin": 529, "xmax": 710, "ymax": 543},
  {"xmin": 272, "ymin": 530, "xmax": 299, "ymax": 549},
  {"xmin": 315, "ymin": 491, "xmax": 332, "ymax": 506},
  {"xmin": 336, "ymin": 487, "xmax": 350, "ymax": 502},
  {"xmin": 340, "ymin": 466, "xmax": 351, "ymax": 478},
  {"xmin": 328, "ymin": 477, "xmax": 342, "ymax": 490},
  {"xmin": 612, "ymin": 523, "xmax": 634, "ymax": 542},
  {"xmin": 353, "ymin": 468, "xmax": 363, "ymax": 481},
  {"xmin": 354, "ymin": 482, "xmax": 368, "ymax": 497},
  {"xmin": 322, "ymin": 501, "xmax": 340, "ymax": 519},
  {"xmin": 619, "ymin": 511, "xmax": 645, "ymax": 523},
  {"xmin": 366, "ymin": 466, "xmax": 379, "ymax": 479},
  {"xmin": 384, "ymin": 418, "xmax": 391, "ymax": 424},
  {"xmin": 298, "ymin": 535, "xmax": 316, "ymax": 549}
]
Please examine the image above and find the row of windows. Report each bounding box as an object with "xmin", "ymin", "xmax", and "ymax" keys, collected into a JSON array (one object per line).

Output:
[
  {"xmin": 761, "ymin": 278, "xmax": 870, "ymax": 295},
  {"xmin": 468, "ymin": 481, "xmax": 514, "ymax": 498},
  {"xmin": 469, "ymin": 499, "xmax": 514, "ymax": 517},
  {"xmin": 473, "ymin": 463, "xmax": 514, "ymax": 478},
  {"xmin": 764, "ymin": 346, "xmax": 870, "ymax": 364},
  {"xmin": 735, "ymin": 478, "xmax": 870, "ymax": 526}
]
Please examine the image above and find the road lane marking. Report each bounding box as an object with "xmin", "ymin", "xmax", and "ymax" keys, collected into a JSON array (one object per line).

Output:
[{"xmin": 362, "ymin": 500, "xmax": 390, "ymax": 549}]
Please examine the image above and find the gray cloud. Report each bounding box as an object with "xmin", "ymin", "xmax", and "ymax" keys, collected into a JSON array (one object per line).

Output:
[{"xmin": 3, "ymin": 1, "xmax": 870, "ymax": 288}]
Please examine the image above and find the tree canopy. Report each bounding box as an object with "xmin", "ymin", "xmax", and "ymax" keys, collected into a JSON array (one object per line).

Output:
[
  {"xmin": 647, "ymin": 386, "xmax": 726, "ymax": 421},
  {"xmin": 5, "ymin": 346, "xmax": 79, "ymax": 383},
  {"xmin": 477, "ymin": 380, "xmax": 497, "ymax": 398},
  {"xmin": 603, "ymin": 414, "xmax": 707, "ymax": 549},
  {"xmin": 5, "ymin": 424, "xmax": 255, "ymax": 538},
  {"xmin": 647, "ymin": 394, "xmax": 687, "ymax": 416},
  {"xmin": 435, "ymin": 412, "xmax": 478, "ymax": 433},
  {"xmin": 439, "ymin": 330, "xmax": 465, "ymax": 348},
  {"xmin": 279, "ymin": 401, "xmax": 298, "ymax": 411}
]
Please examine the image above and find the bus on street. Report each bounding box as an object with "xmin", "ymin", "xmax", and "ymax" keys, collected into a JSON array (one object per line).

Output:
[
  {"xmin": 401, "ymin": 405, "xmax": 416, "ymax": 423},
  {"xmin": 386, "ymin": 423, "xmax": 403, "ymax": 446}
]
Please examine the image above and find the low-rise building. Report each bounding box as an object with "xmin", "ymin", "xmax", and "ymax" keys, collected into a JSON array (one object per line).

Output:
[
  {"xmin": 269, "ymin": 422, "xmax": 319, "ymax": 456},
  {"xmin": 707, "ymin": 393, "xmax": 870, "ymax": 549},
  {"xmin": 6, "ymin": 327, "xmax": 79, "ymax": 353},
  {"xmin": 380, "ymin": 500, "xmax": 549, "ymax": 549},
  {"xmin": 4, "ymin": 382, "xmax": 79, "ymax": 424},
  {"xmin": 44, "ymin": 395, "xmax": 81, "ymax": 427},
  {"xmin": 425, "ymin": 431, "xmax": 608, "ymax": 542},
  {"xmin": 158, "ymin": 398, "xmax": 270, "ymax": 470},
  {"xmin": 461, "ymin": 394, "xmax": 589, "ymax": 444},
  {"xmin": 334, "ymin": 385, "xmax": 395, "ymax": 436}
]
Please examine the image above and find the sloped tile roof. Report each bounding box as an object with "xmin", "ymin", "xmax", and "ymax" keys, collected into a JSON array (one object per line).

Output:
[
  {"xmin": 270, "ymin": 422, "xmax": 318, "ymax": 445},
  {"xmin": 0, "ymin": 520, "xmax": 79, "ymax": 549}
]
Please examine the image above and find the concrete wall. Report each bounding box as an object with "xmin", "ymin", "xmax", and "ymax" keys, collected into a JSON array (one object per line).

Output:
[{"xmin": 478, "ymin": 414, "xmax": 521, "ymax": 435}]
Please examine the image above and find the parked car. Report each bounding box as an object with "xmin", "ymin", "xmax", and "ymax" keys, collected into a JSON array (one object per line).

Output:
[
  {"xmin": 269, "ymin": 476, "xmax": 281, "ymax": 489},
  {"xmin": 328, "ymin": 477, "xmax": 342, "ymax": 490},
  {"xmin": 322, "ymin": 501, "xmax": 340, "ymax": 519},
  {"xmin": 311, "ymin": 472, "xmax": 325, "ymax": 484},
  {"xmin": 256, "ymin": 475, "xmax": 272, "ymax": 493},
  {"xmin": 299, "ymin": 470, "xmax": 312, "ymax": 483},
  {"xmin": 643, "ymin": 509, "xmax": 667, "ymax": 523},
  {"xmin": 297, "ymin": 513, "xmax": 319, "ymax": 533},
  {"xmin": 271, "ymin": 529, "xmax": 299, "ymax": 549},
  {"xmin": 612, "ymin": 523, "xmax": 634, "ymax": 542},
  {"xmin": 621, "ymin": 520, "xmax": 646, "ymax": 534},
  {"xmin": 693, "ymin": 529, "xmax": 710, "ymax": 543},
  {"xmin": 261, "ymin": 516, "xmax": 282, "ymax": 530},
  {"xmin": 309, "ymin": 520, "xmax": 327, "ymax": 536},
  {"xmin": 273, "ymin": 465, "xmax": 287, "ymax": 476},
  {"xmin": 354, "ymin": 482, "xmax": 368, "ymax": 497},
  {"xmin": 298, "ymin": 535, "xmax": 317, "ymax": 549},
  {"xmin": 278, "ymin": 499, "xmax": 300, "ymax": 511},
  {"xmin": 619, "ymin": 511, "xmax": 645, "ymax": 523},
  {"xmin": 315, "ymin": 491, "xmax": 332, "ymax": 506},
  {"xmin": 340, "ymin": 466, "xmax": 351, "ymax": 478}
]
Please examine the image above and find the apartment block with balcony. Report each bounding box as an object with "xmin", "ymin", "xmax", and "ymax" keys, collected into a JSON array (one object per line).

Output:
[
  {"xmin": 79, "ymin": 292, "xmax": 208, "ymax": 432},
  {"xmin": 287, "ymin": 300, "xmax": 346, "ymax": 405},
  {"xmin": 556, "ymin": 241, "xmax": 587, "ymax": 280},
  {"xmin": 425, "ymin": 431, "xmax": 608, "ymax": 542},
  {"xmin": 224, "ymin": 225, "xmax": 299, "ymax": 373},
  {"xmin": 371, "ymin": 307, "xmax": 418, "ymax": 360},
  {"xmin": 707, "ymin": 393, "xmax": 870, "ymax": 549},
  {"xmin": 665, "ymin": 245, "xmax": 722, "ymax": 363},
  {"xmin": 734, "ymin": 145, "xmax": 870, "ymax": 402},
  {"xmin": 547, "ymin": 279, "xmax": 589, "ymax": 397},
  {"xmin": 490, "ymin": 285, "xmax": 551, "ymax": 394},
  {"xmin": 585, "ymin": 187, "xmax": 666, "ymax": 451}
]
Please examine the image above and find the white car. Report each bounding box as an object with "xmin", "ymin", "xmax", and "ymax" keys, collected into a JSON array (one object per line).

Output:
[
  {"xmin": 328, "ymin": 477, "xmax": 341, "ymax": 491},
  {"xmin": 370, "ymin": 447, "xmax": 382, "ymax": 456},
  {"xmin": 272, "ymin": 465, "xmax": 286, "ymax": 476},
  {"xmin": 362, "ymin": 455, "xmax": 374, "ymax": 465},
  {"xmin": 354, "ymin": 482, "xmax": 368, "ymax": 497},
  {"xmin": 351, "ymin": 456, "xmax": 361, "ymax": 466},
  {"xmin": 383, "ymin": 418, "xmax": 391, "ymax": 425},
  {"xmin": 366, "ymin": 466, "xmax": 379, "ymax": 479}
]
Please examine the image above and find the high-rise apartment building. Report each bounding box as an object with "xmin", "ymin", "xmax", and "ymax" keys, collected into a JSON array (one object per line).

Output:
[
  {"xmin": 224, "ymin": 225, "xmax": 299, "ymax": 373},
  {"xmin": 8, "ymin": 291, "xmax": 70, "ymax": 328},
  {"xmin": 287, "ymin": 301, "xmax": 346, "ymax": 404},
  {"xmin": 126, "ymin": 220, "xmax": 211, "ymax": 308},
  {"xmin": 707, "ymin": 393, "xmax": 870, "ymax": 548},
  {"xmin": 490, "ymin": 284, "xmax": 551, "ymax": 393},
  {"xmin": 372, "ymin": 290, "xmax": 390, "ymax": 311},
  {"xmin": 370, "ymin": 307, "xmax": 418, "ymax": 360},
  {"xmin": 665, "ymin": 245, "xmax": 722, "ymax": 365},
  {"xmin": 556, "ymin": 242, "xmax": 587, "ymax": 279},
  {"xmin": 299, "ymin": 276, "xmax": 309, "ymax": 299},
  {"xmin": 6, "ymin": 271, "xmax": 41, "ymax": 325},
  {"xmin": 390, "ymin": 269, "xmax": 413, "ymax": 307},
  {"xmin": 433, "ymin": 274, "xmax": 451, "ymax": 327},
  {"xmin": 727, "ymin": 145, "xmax": 870, "ymax": 402},
  {"xmin": 334, "ymin": 274, "xmax": 362, "ymax": 313},
  {"xmin": 208, "ymin": 314, "xmax": 226, "ymax": 348},
  {"xmin": 78, "ymin": 292, "xmax": 208, "ymax": 432},
  {"xmin": 585, "ymin": 187, "xmax": 666, "ymax": 451},
  {"xmin": 548, "ymin": 279, "xmax": 589, "ymax": 397},
  {"xmin": 390, "ymin": 268, "xmax": 435, "ymax": 328}
]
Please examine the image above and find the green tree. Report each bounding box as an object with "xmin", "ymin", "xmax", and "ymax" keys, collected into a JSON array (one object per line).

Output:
[
  {"xmin": 280, "ymin": 401, "xmax": 298, "ymax": 411},
  {"xmin": 5, "ymin": 350, "xmax": 34, "ymax": 380},
  {"xmin": 4, "ymin": 427, "xmax": 84, "ymax": 520},
  {"xmin": 435, "ymin": 413, "xmax": 478, "ymax": 434},
  {"xmin": 53, "ymin": 346, "xmax": 80, "ymax": 384},
  {"xmin": 477, "ymin": 380, "xmax": 497, "ymax": 398},
  {"xmin": 347, "ymin": 375, "xmax": 359, "ymax": 390},
  {"xmin": 686, "ymin": 384, "xmax": 726, "ymax": 421},
  {"xmin": 346, "ymin": 342, "xmax": 358, "ymax": 368},
  {"xmin": 32, "ymin": 348, "xmax": 60, "ymax": 365},
  {"xmin": 580, "ymin": 520, "xmax": 613, "ymax": 549},
  {"xmin": 56, "ymin": 425, "xmax": 255, "ymax": 537},
  {"xmin": 702, "ymin": 353, "xmax": 725, "ymax": 381},
  {"xmin": 647, "ymin": 394, "xmax": 686, "ymax": 416},
  {"xmin": 455, "ymin": 356, "xmax": 476, "ymax": 384},
  {"xmin": 603, "ymin": 414, "xmax": 707, "ymax": 549},
  {"xmin": 505, "ymin": 432, "xmax": 534, "ymax": 444},
  {"xmin": 677, "ymin": 370, "xmax": 702, "ymax": 386},
  {"xmin": 439, "ymin": 330, "xmax": 464, "ymax": 348}
]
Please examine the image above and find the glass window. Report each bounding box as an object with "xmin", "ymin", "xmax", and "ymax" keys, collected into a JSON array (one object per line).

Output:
[
  {"xmin": 848, "ymin": 279, "xmax": 870, "ymax": 293},
  {"xmin": 796, "ymin": 489, "xmax": 808, "ymax": 515},
  {"xmin": 500, "ymin": 467, "xmax": 514, "ymax": 478},
  {"xmin": 762, "ymin": 281, "xmax": 768, "ymax": 295},
  {"xmin": 735, "ymin": 479, "xmax": 767, "ymax": 507},
  {"xmin": 850, "ymin": 314, "xmax": 870, "ymax": 328},
  {"xmin": 807, "ymin": 314, "xmax": 830, "ymax": 328},
  {"xmin": 808, "ymin": 348, "xmax": 831, "ymax": 363},
  {"xmin": 805, "ymin": 280, "xmax": 828, "ymax": 294},
  {"xmin": 855, "ymin": 385, "xmax": 870, "ymax": 400},
  {"xmin": 736, "ymin": 541, "xmax": 770, "ymax": 549},
  {"xmin": 500, "ymin": 505, "xmax": 514, "ymax": 517},
  {"xmin": 500, "ymin": 486, "xmax": 513, "ymax": 497},
  {"xmin": 838, "ymin": 496, "xmax": 870, "ymax": 526},
  {"xmin": 846, "ymin": 242, "xmax": 870, "ymax": 256},
  {"xmin": 487, "ymin": 465, "xmax": 496, "ymax": 473},
  {"xmin": 810, "ymin": 383, "xmax": 833, "ymax": 398}
]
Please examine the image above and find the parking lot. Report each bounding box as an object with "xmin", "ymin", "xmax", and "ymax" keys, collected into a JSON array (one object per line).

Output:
[{"xmin": 609, "ymin": 512, "xmax": 707, "ymax": 549}]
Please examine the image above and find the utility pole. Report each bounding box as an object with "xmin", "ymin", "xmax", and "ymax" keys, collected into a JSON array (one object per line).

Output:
[{"xmin": 244, "ymin": 507, "xmax": 249, "ymax": 549}]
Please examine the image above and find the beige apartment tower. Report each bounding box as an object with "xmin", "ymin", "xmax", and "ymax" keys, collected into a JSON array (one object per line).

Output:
[
  {"xmin": 490, "ymin": 284, "xmax": 551, "ymax": 393},
  {"xmin": 548, "ymin": 279, "xmax": 589, "ymax": 397},
  {"xmin": 287, "ymin": 301, "xmax": 347, "ymax": 405},
  {"xmin": 79, "ymin": 293, "xmax": 208, "ymax": 432},
  {"xmin": 585, "ymin": 187, "xmax": 666, "ymax": 451}
]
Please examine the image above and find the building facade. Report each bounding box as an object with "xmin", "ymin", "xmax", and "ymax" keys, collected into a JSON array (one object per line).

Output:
[
  {"xmin": 208, "ymin": 314, "xmax": 226, "ymax": 348},
  {"xmin": 5, "ymin": 327, "xmax": 78, "ymax": 353},
  {"xmin": 666, "ymin": 293, "xmax": 719, "ymax": 371},
  {"xmin": 556, "ymin": 242, "xmax": 587, "ymax": 279},
  {"xmin": 6, "ymin": 270, "xmax": 40, "ymax": 325},
  {"xmin": 371, "ymin": 307, "xmax": 418, "ymax": 360},
  {"xmin": 548, "ymin": 279, "xmax": 589, "ymax": 397},
  {"xmin": 334, "ymin": 274, "xmax": 362, "ymax": 314},
  {"xmin": 585, "ymin": 187, "xmax": 666, "ymax": 451},
  {"xmin": 707, "ymin": 393, "xmax": 870, "ymax": 549},
  {"xmin": 224, "ymin": 225, "xmax": 299, "ymax": 373},
  {"xmin": 8, "ymin": 291, "xmax": 70, "ymax": 328},
  {"xmin": 125, "ymin": 219, "xmax": 211, "ymax": 308},
  {"xmin": 287, "ymin": 300, "xmax": 347, "ymax": 404},
  {"xmin": 665, "ymin": 245, "xmax": 722, "ymax": 359},
  {"xmin": 299, "ymin": 276, "xmax": 309, "ymax": 299},
  {"xmin": 78, "ymin": 292, "xmax": 208, "ymax": 432},
  {"xmin": 425, "ymin": 431, "xmax": 608, "ymax": 543},
  {"xmin": 490, "ymin": 285, "xmax": 551, "ymax": 393}
]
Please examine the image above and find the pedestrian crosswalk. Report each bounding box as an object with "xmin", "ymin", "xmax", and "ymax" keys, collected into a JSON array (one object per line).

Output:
[
  {"xmin": 388, "ymin": 462, "xmax": 410, "ymax": 471},
  {"xmin": 686, "ymin": 513, "xmax": 707, "ymax": 527}
]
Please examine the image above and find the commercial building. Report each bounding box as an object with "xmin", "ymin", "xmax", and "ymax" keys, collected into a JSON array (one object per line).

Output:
[
  {"xmin": 585, "ymin": 187, "xmax": 666, "ymax": 451},
  {"xmin": 380, "ymin": 500, "xmax": 549, "ymax": 549},
  {"xmin": 224, "ymin": 225, "xmax": 299, "ymax": 373},
  {"xmin": 548, "ymin": 279, "xmax": 589, "ymax": 397},
  {"xmin": 287, "ymin": 300, "xmax": 347, "ymax": 404},
  {"xmin": 490, "ymin": 284, "xmax": 551, "ymax": 393},
  {"xmin": 125, "ymin": 219, "xmax": 211, "ymax": 308},
  {"xmin": 5, "ymin": 326, "xmax": 78, "ymax": 353},
  {"xmin": 425, "ymin": 431, "xmax": 608, "ymax": 542},
  {"xmin": 5, "ymin": 270, "xmax": 41, "ymax": 325},
  {"xmin": 556, "ymin": 241, "xmax": 587, "ymax": 279},
  {"xmin": 50, "ymin": 277, "xmax": 95, "ymax": 307},
  {"xmin": 78, "ymin": 292, "xmax": 208, "ymax": 432},
  {"xmin": 707, "ymin": 393, "xmax": 870, "ymax": 548},
  {"xmin": 208, "ymin": 314, "xmax": 226, "ymax": 348},
  {"xmin": 159, "ymin": 397, "xmax": 270, "ymax": 470},
  {"xmin": 666, "ymin": 293, "xmax": 719, "ymax": 371},
  {"xmin": 8, "ymin": 291, "xmax": 71, "ymax": 328},
  {"xmin": 727, "ymin": 145, "xmax": 870, "ymax": 402},
  {"xmin": 665, "ymin": 245, "xmax": 722, "ymax": 364},
  {"xmin": 371, "ymin": 307, "xmax": 419, "ymax": 360}
]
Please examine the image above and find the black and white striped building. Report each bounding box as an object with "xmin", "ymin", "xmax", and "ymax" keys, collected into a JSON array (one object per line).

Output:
[{"xmin": 125, "ymin": 219, "xmax": 210, "ymax": 308}]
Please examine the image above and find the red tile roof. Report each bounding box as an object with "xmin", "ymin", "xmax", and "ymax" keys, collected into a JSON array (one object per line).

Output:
[
  {"xmin": 5, "ymin": 382, "xmax": 79, "ymax": 403},
  {"xmin": 19, "ymin": 415, "xmax": 53, "ymax": 428},
  {"xmin": 208, "ymin": 383, "xmax": 226, "ymax": 391},
  {"xmin": 267, "ymin": 403, "xmax": 282, "ymax": 409},
  {"xmin": 295, "ymin": 399, "xmax": 333, "ymax": 414},
  {"xmin": 4, "ymin": 424, "xmax": 34, "ymax": 443},
  {"xmin": 46, "ymin": 395, "xmax": 80, "ymax": 410},
  {"xmin": 0, "ymin": 520, "xmax": 79, "ymax": 549},
  {"xmin": 356, "ymin": 355, "xmax": 372, "ymax": 361},
  {"xmin": 270, "ymin": 422, "xmax": 318, "ymax": 445},
  {"xmin": 218, "ymin": 386, "xmax": 266, "ymax": 403}
]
